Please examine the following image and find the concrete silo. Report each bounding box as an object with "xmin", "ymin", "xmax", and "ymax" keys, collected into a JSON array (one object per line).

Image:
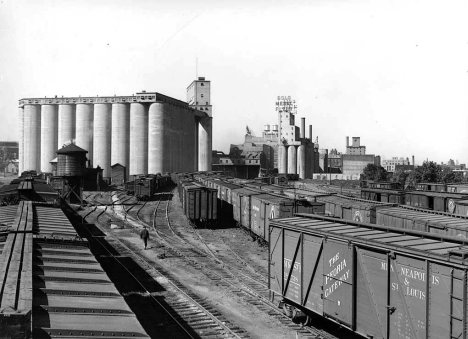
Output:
[
  {"xmin": 40, "ymin": 105, "xmax": 58, "ymax": 173},
  {"xmin": 129, "ymin": 103, "xmax": 148, "ymax": 175},
  {"xmin": 23, "ymin": 104, "xmax": 41, "ymax": 172},
  {"xmin": 93, "ymin": 103, "xmax": 112, "ymax": 177},
  {"xmin": 18, "ymin": 108, "xmax": 24, "ymax": 174},
  {"xmin": 75, "ymin": 103, "xmax": 94, "ymax": 164},
  {"xmin": 58, "ymin": 104, "xmax": 76, "ymax": 147},
  {"xmin": 111, "ymin": 103, "xmax": 130, "ymax": 174},
  {"xmin": 148, "ymin": 102, "xmax": 164, "ymax": 174},
  {"xmin": 287, "ymin": 145, "xmax": 297, "ymax": 174}
]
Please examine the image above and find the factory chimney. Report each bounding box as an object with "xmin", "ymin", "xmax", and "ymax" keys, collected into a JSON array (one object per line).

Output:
[
  {"xmin": 309, "ymin": 125, "xmax": 312, "ymax": 141},
  {"xmin": 346, "ymin": 136, "xmax": 349, "ymax": 147},
  {"xmin": 412, "ymin": 155, "xmax": 415, "ymax": 166},
  {"xmin": 301, "ymin": 118, "xmax": 305, "ymax": 139}
]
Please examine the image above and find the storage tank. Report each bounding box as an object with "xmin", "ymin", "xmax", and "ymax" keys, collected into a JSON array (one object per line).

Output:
[
  {"xmin": 264, "ymin": 124, "xmax": 270, "ymax": 132},
  {"xmin": 148, "ymin": 103, "xmax": 164, "ymax": 174},
  {"xmin": 111, "ymin": 103, "xmax": 130, "ymax": 175},
  {"xmin": 56, "ymin": 144, "xmax": 87, "ymax": 176},
  {"xmin": 40, "ymin": 105, "xmax": 58, "ymax": 173},
  {"xmin": 272, "ymin": 125, "xmax": 278, "ymax": 132},
  {"xmin": 23, "ymin": 104, "xmax": 41, "ymax": 172},
  {"xmin": 58, "ymin": 104, "xmax": 76, "ymax": 147},
  {"xmin": 93, "ymin": 103, "xmax": 111, "ymax": 177},
  {"xmin": 76, "ymin": 104, "xmax": 94, "ymax": 165},
  {"xmin": 129, "ymin": 103, "xmax": 148, "ymax": 175},
  {"xmin": 287, "ymin": 145, "xmax": 297, "ymax": 174}
]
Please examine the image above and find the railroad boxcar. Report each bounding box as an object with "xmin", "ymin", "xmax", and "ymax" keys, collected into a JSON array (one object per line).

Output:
[
  {"xmin": 368, "ymin": 181, "xmax": 402, "ymax": 190},
  {"xmin": 376, "ymin": 205, "xmax": 468, "ymax": 237},
  {"xmin": 316, "ymin": 195, "xmax": 396, "ymax": 223},
  {"xmin": 182, "ymin": 183, "xmax": 202, "ymax": 220},
  {"xmin": 454, "ymin": 199, "xmax": 468, "ymax": 216},
  {"xmin": 249, "ymin": 194, "xmax": 323, "ymax": 241},
  {"xmin": 404, "ymin": 190, "xmax": 468, "ymax": 214},
  {"xmin": 361, "ymin": 187, "xmax": 406, "ymax": 204},
  {"xmin": 259, "ymin": 185, "xmax": 286, "ymax": 196},
  {"xmin": 447, "ymin": 183, "xmax": 468, "ymax": 193},
  {"xmin": 415, "ymin": 182, "xmax": 447, "ymax": 192},
  {"xmin": 269, "ymin": 213, "xmax": 468, "ymax": 339},
  {"xmin": 201, "ymin": 187, "xmax": 218, "ymax": 221},
  {"xmin": 217, "ymin": 181, "xmax": 242, "ymax": 204},
  {"xmin": 231, "ymin": 188, "xmax": 263, "ymax": 230}
]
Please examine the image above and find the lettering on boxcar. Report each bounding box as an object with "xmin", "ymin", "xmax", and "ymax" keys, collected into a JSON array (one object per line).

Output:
[
  {"xmin": 323, "ymin": 252, "xmax": 350, "ymax": 298},
  {"xmin": 381, "ymin": 262, "xmax": 440, "ymax": 300},
  {"xmin": 284, "ymin": 258, "xmax": 302, "ymax": 273}
]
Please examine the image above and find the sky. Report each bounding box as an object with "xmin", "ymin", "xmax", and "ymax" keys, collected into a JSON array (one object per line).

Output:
[{"xmin": 1, "ymin": 0, "xmax": 467, "ymax": 165}]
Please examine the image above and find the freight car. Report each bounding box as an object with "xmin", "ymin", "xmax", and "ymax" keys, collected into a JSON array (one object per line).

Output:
[
  {"xmin": 375, "ymin": 205, "xmax": 468, "ymax": 238},
  {"xmin": 0, "ymin": 177, "xmax": 59, "ymax": 205},
  {"xmin": 178, "ymin": 180, "xmax": 217, "ymax": 226},
  {"xmin": 361, "ymin": 187, "xmax": 406, "ymax": 204},
  {"xmin": 124, "ymin": 174, "xmax": 172, "ymax": 200},
  {"xmin": 404, "ymin": 190, "xmax": 468, "ymax": 214},
  {"xmin": 269, "ymin": 213, "xmax": 468, "ymax": 339},
  {"xmin": 316, "ymin": 195, "xmax": 397, "ymax": 223}
]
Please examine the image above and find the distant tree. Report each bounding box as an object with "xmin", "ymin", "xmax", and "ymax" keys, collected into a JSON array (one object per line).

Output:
[
  {"xmin": 416, "ymin": 161, "xmax": 440, "ymax": 183},
  {"xmin": 362, "ymin": 164, "xmax": 389, "ymax": 181},
  {"xmin": 391, "ymin": 168, "xmax": 409, "ymax": 188}
]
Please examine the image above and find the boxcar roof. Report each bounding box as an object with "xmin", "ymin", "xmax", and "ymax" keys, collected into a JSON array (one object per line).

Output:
[
  {"xmin": 252, "ymin": 193, "xmax": 293, "ymax": 204},
  {"xmin": 231, "ymin": 187, "xmax": 263, "ymax": 196},
  {"xmin": 456, "ymin": 200, "xmax": 468, "ymax": 206},
  {"xmin": 377, "ymin": 206, "xmax": 468, "ymax": 229},
  {"xmin": 406, "ymin": 190, "xmax": 468, "ymax": 198},
  {"xmin": 273, "ymin": 214, "xmax": 468, "ymax": 266},
  {"xmin": 218, "ymin": 181, "xmax": 242, "ymax": 189},
  {"xmin": 316, "ymin": 195, "xmax": 396, "ymax": 209},
  {"xmin": 361, "ymin": 188, "xmax": 405, "ymax": 194}
]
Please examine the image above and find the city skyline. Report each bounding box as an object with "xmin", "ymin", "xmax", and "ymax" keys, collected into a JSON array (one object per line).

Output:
[{"xmin": 1, "ymin": 0, "xmax": 467, "ymax": 165}]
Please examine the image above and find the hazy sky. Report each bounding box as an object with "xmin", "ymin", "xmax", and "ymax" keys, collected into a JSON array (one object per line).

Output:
[{"xmin": 1, "ymin": 0, "xmax": 467, "ymax": 165}]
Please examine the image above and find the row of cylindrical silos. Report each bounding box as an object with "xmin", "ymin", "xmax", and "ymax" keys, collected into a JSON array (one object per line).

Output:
[
  {"xmin": 19, "ymin": 102, "xmax": 212, "ymax": 177},
  {"xmin": 277, "ymin": 143, "xmax": 314, "ymax": 179}
]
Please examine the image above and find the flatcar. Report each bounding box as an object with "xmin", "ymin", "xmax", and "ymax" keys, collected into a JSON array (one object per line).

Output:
[{"xmin": 270, "ymin": 213, "xmax": 468, "ymax": 339}]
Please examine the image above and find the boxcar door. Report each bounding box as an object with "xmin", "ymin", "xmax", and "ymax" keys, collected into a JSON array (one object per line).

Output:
[
  {"xmin": 322, "ymin": 239, "xmax": 354, "ymax": 327},
  {"xmin": 388, "ymin": 253, "xmax": 428, "ymax": 339}
]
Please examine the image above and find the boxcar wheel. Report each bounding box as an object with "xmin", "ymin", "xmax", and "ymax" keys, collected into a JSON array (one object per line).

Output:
[
  {"xmin": 302, "ymin": 315, "xmax": 313, "ymax": 327},
  {"xmin": 283, "ymin": 304, "xmax": 293, "ymax": 318}
]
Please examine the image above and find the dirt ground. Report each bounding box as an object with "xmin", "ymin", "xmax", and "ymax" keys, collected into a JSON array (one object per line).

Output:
[{"xmin": 89, "ymin": 188, "xmax": 315, "ymax": 339}]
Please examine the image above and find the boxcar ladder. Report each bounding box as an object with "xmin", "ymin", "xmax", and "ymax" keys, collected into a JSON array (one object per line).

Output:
[{"xmin": 449, "ymin": 269, "xmax": 467, "ymax": 339}]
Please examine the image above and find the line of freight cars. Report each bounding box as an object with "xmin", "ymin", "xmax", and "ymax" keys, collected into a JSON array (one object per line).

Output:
[
  {"xmin": 361, "ymin": 181, "xmax": 468, "ymax": 215},
  {"xmin": 269, "ymin": 213, "xmax": 468, "ymax": 339},
  {"xmin": 0, "ymin": 176, "xmax": 59, "ymax": 205},
  {"xmin": 176, "ymin": 173, "xmax": 325, "ymax": 241},
  {"xmin": 124, "ymin": 174, "xmax": 172, "ymax": 200}
]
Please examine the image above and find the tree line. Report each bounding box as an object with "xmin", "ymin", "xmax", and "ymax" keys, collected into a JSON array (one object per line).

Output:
[{"xmin": 362, "ymin": 161, "xmax": 466, "ymax": 188}]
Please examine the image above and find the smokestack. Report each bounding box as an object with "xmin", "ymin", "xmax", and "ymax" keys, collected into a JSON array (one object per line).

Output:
[
  {"xmin": 412, "ymin": 155, "xmax": 415, "ymax": 166},
  {"xmin": 301, "ymin": 117, "xmax": 305, "ymax": 139},
  {"xmin": 309, "ymin": 125, "xmax": 312, "ymax": 141},
  {"xmin": 346, "ymin": 136, "xmax": 349, "ymax": 147}
]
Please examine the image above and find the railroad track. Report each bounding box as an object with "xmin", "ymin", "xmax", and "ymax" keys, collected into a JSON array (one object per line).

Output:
[
  {"xmin": 119, "ymin": 189, "xmax": 338, "ymax": 339},
  {"xmin": 81, "ymin": 197, "xmax": 248, "ymax": 339}
]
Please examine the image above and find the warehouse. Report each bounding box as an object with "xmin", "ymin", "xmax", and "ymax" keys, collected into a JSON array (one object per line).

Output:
[{"xmin": 18, "ymin": 77, "xmax": 212, "ymax": 178}]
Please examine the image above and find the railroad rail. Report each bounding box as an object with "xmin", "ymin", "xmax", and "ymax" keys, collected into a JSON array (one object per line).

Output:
[
  {"xmin": 118, "ymin": 190, "xmax": 341, "ymax": 339},
  {"xmin": 82, "ymin": 194, "xmax": 248, "ymax": 339}
]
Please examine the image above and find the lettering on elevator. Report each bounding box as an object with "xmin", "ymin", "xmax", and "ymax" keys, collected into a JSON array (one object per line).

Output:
[
  {"xmin": 381, "ymin": 262, "xmax": 440, "ymax": 300},
  {"xmin": 323, "ymin": 252, "xmax": 350, "ymax": 298}
]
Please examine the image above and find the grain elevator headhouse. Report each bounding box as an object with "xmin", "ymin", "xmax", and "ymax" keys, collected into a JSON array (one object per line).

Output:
[{"xmin": 18, "ymin": 77, "xmax": 213, "ymax": 177}]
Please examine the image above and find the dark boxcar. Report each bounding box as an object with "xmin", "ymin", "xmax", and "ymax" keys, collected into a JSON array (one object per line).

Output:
[
  {"xmin": 361, "ymin": 187, "xmax": 406, "ymax": 204},
  {"xmin": 182, "ymin": 184, "xmax": 202, "ymax": 220},
  {"xmin": 270, "ymin": 214, "xmax": 468, "ymax": 339},
  {"xmin": 260, "ymin": 185, "xmax": 286, "ymax": 196},
  {"xmin": 368, "ymin": 181, "xmax": 402, "ymax": 190},
  {"xmin": 405, "ymin": 191, "xmax": 468, "ymax": 214},
  {"xmin": 316, "ymin": 195, "xmax": 396, "ymax": 223},
  {"xmin": 376, "ymin": 205, "xmax": 468, "ymax": 238}
]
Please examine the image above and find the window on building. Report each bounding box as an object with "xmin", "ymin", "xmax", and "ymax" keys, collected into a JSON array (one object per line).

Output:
[
  {"xmin": 201, "ymin": 83, "xmax": 204, "ymax": 86},
  {"xmin": 201, "ymin": 94, "xmax": 204, "ymax": 98}
]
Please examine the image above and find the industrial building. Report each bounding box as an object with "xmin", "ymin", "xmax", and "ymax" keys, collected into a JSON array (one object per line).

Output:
[
  {"xmin": 276, "ymin": 97, "xmax": 314, "ymax": 179},
  {"xmin": 18, "ymin": 77, "xmax": 212, "ymax": 178},
  {"xmin": 342, "ymin": 136, "xmax": 379, "ymax": 176},
  {"xmin": 382, "ymin": 157, "xmax": 411, "ymax": 172}
]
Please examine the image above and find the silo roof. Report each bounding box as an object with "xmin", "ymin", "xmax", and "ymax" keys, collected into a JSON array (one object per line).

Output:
[{"xmin": 56, "ymin": 143, "xmax": 88, "ymax": 154}]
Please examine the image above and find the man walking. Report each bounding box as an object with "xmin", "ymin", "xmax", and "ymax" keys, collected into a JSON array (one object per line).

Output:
[{"xmin": 140, "ymin": 226, "xmax": 149, "ymax": 250}]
